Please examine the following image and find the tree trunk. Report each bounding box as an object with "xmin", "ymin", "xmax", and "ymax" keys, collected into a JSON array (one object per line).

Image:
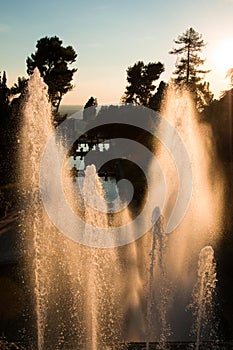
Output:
[
  {"xmin": 186, "ymin": 34, "xmax": 191, "ymax": 85},
  {"xmin": 56, "ymin": 93, "xmax": 63, "ymax": 113}
]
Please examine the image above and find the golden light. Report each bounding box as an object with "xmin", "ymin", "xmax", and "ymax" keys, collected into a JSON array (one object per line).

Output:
[{"xmin": 213, "ymin": 39, "xmax": 233, "ymax": 75}]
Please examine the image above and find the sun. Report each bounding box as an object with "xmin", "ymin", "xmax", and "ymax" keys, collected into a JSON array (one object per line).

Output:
[{"xmin": 213, "ymin": 39, "xmax": 233, "ymax": 75}]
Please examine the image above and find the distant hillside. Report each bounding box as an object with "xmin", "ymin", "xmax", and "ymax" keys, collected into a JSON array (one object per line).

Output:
[{"xmin": 59, "ymin": 105, "xmax": 83, "ymax": 118}]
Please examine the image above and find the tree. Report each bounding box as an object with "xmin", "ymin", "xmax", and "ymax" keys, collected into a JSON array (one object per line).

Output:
[
  {"xmin": 122, "ymin": 61, "xmax": 164, "ymax": 107},
  {"xmin": 169, "ymin": 28, "xmax": 209, "ymax": 86},
  {"xmin": 84, "ymin": 96, "xmax": 98, "ymax": 109},
  {"xmin": 10, "ymin": 76, "xmax": 28, "ymax": 96},
  {"xmin": 169, "ymin": 28, "xmax": 212, "ymax": 110},
  {"xmin": 27, "ymin": 36, "xmax": 77, "ymax": 112},
  {"xmin": 196, "ymin": 81, "xmax": 214, "ymax": 111},
  {"xmin": 83, "ymin": 96, "xmax": 98, "ymax": 121},
  {"xmin": 0, "ymin": 72, "xmax": 14, "ymax": 186},
  {"xmin": 148, "ymin": 81, "xmax": 168, "ymax": 111},
  {"xmin": 0, "ymin": 72, "xmax": 11, "ymax": 129},
  {"xmin": 0, "ymin": 71, "xmax": 10, "ymax": 107},
  {"xmin": 202, "ymin": 84, "xmax": 233, "ymax": 162}
]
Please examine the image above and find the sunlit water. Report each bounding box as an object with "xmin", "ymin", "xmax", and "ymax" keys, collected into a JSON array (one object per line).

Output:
[
  {"xmin": 19, "ymin": 72, "xmax": 225, "ymax": 349},
  {"xmin": 19, "ymin": 68, "xmax": 54, "ymax": 350},
  {"xmin": 146, "ymin": 212, "xmax": 171, "ymax": 350},
  {"xmin": 189, "ymin": 246, "xmax": 217, "ymax": 350},
  {"xmin": 154, "ymin": 87, "xmax": 225, "ymax": 340}
]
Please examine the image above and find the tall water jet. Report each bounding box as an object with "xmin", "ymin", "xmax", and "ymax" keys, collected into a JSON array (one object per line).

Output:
[
  {"xmin": 19, "ymin": 72, "xmax": 125, "ymax": 348},
  {"xmin": 189, "ymin": 246, "xmax": 217, "ymax": 350},
  {"xmin": 146, "ymin": 214, "xmax": 159, "ymax": 350},
  {"xmin": 82, "ymin": 164, "xmax": 122, "ymax": 349},
  {"xmin": 19, "ymin": 68, "xmax": 54, "ymax": 350},
  {"xmin": 111, "ymin": 199, "xmax": 147, "ymax": 342},
  {"xmin": 159, "ymin": 87, "xmax": 225, "ymax": 245},
  {"xmin": 151, "ymin": 87, "xmax": 226, "ymax": 340},
  {"xmin": 146, "ymin": 208, "xmax": 171, "ymax": 350},
  {"xmin": 19, "ymin": 68, "xmax": 82, "ymax": 349},
  {"xmin": 83, "ymin": 164, "xmax": 108, "ymax": 349}
]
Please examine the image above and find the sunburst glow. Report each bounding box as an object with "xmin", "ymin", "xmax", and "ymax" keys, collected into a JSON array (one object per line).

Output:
[{"xmin": 214, "ymin": 39, "xmax": 233, "ymax": 75}]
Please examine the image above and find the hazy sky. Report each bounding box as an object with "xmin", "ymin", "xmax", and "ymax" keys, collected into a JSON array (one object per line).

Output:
[{"xmin": 1, "ymin": 0, "xmax": 233, "ymax": 105}]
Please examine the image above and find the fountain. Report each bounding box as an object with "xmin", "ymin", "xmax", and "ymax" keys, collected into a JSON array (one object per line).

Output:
[
  {"xmin": 82, "ymin": 165, "xmax": 122, "ymax": 349},
  {"xmin": 146, "ymin": 208, "xmax": 171, "ymax": 350},
  {"xmin": 189, "ymin": 246, "xmax": 217, "ymax": 350},
  {"xmin": 19, "ymin": 68, "xmax": 54, "ymax": 350},
  {"xmin": 18, "ymin": 70, "xmax": 226, "ymax": 349},
  {"xmin": 19, "ymin": 70, "xmax": 124, "ymax": 349},
  {"xmin": 155, "ymin": 87, "xmax": 225, "ymax": 342}
]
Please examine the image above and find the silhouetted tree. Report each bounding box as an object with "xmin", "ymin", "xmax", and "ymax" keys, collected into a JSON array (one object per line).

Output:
[
  {"xmin": 84, "ymin": 96, "xmax": 98, "ymax": 109},
  {"xmin": 0, "ymin": 71, "xmax": 10, "ymax": 107},
  {"xmin": 196, "ymin": 81, "xmax": 214, "ymax": 111},
  {"xmin": 0, "ymin": 72, "xmax": 14, "ymax": 187},
  {"xmin": 148, "ymin": 81, "xmax": 168, "ymax": 111},
  {"xmin": 10, "ymin": 76, "xmax": 28, "ymax": 96},
  {"xmin": 202, "ymin": 87, "xmax": 233, "ymax": 162},
  {"xmin": 83, "ymin": 96, "xmax": 98, "ymax": 121},
  {"xmin": 0, "ymin": 71, "xmax": 11, "ymax": 131},
  {"xmin": 27, "ymin": 36, "xmax": 77, "ymax": 112},
  {"xmin": 9, "ymin": 76, "xmax": 28, "ymax": 115},
  {"xmin": 169, "ymin": 28, "xmax": 209, "ymax": 86},
  {"xmin": 200, "ymin": 76, "xmax": 233, "ymax": 338},
  {"xmin": 169, "ymin": 28, "xmax": 212, "ymax": 110},
  {"xmin": 122, "ymin": 61, "xmax": 164, "ymax": 107}
]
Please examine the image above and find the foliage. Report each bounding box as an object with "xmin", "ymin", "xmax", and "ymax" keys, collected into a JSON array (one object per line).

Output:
[
  {"xmin": 196, "ymin": 81, "xmax": 214, "ymax": 111},
  {"xmin": 122, "ymin": 60, "xmax": 164, "ymax": 108},
  {"xmin": 202, "ymin": 87, "xmax": 233, "ymax": 162},
  {"xmin": 169, "ymin": 27, "xmax": 209, "ymax": 86},
  {"xmin": 26, "ymin": 36, "xmax": 77, "ymax": 112},
  {"xmin": 0, "ymin": 72, "xmax": 13, "ymax": 186},
  {"xmin": 10, "ymin": 77, "xmax": 28, "ymax": 97},
  {"xmin": 148, "ymin": 80, "xmax": 168, "ymax": 111},
  {"xmin": 83, "ymin": 96, "xmax": 98, "ymax": 120},
  {"xmin": 84, "ymin": 96, "xmax": 98, "ymax": 109},
  {"xmin": 0, "ymin": 72, "xmax": 21, "ymax": 190},
  {"xmin": 0, "ymin": 71, "xmax": 10, "ymax": 106},
  {"xmin": 169, "ymin": 27, "xmax": 212, "ymax": 110}
]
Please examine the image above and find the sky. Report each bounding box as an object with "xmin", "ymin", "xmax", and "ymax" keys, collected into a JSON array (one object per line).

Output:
[{"xmin": 0, "ymin": 0, "xmax": 233, "ymax": 105}]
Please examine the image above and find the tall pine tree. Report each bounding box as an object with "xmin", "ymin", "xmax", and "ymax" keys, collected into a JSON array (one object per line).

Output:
[{"xmin": 169, "ymin": 28, "xmax": 212, "ymax": 110}]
